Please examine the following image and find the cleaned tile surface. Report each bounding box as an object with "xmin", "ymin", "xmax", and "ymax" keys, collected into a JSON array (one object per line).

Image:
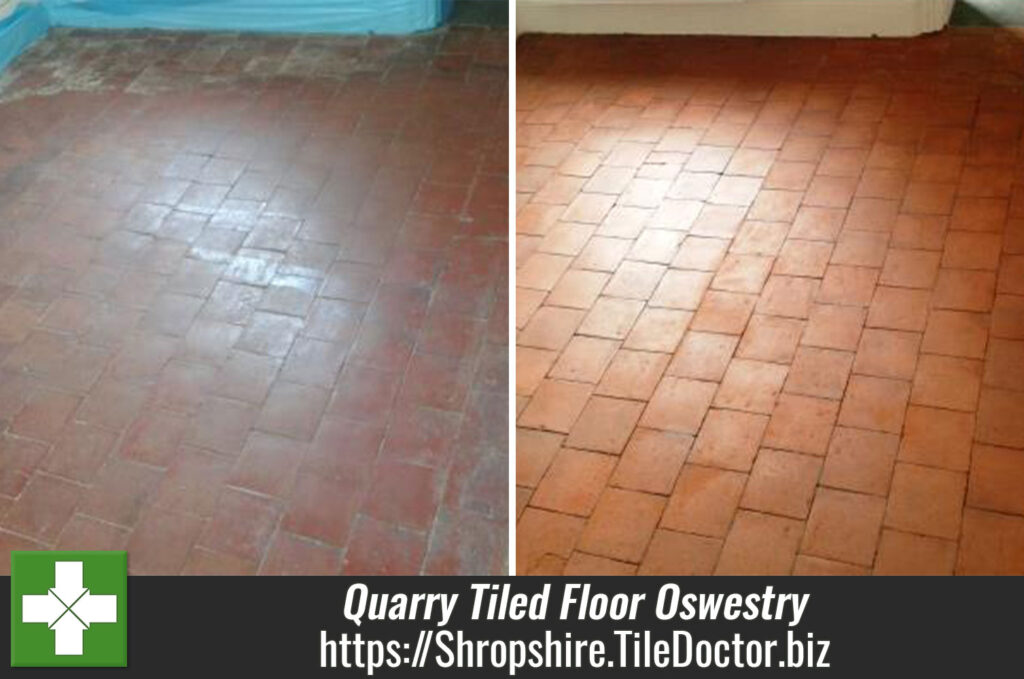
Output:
[{"xmin": 516, "ymin": 30, "xmax": 1024, "ymax": 575}]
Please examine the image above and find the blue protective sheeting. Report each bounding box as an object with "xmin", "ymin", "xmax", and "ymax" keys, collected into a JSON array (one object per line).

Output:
[
  {"xmin": 43, "ymin": 0, "xmax": 449, "ymax": 34},
  {"xmin": 0, "ymin": 4, "xmax": 50, "ymax": 73}
]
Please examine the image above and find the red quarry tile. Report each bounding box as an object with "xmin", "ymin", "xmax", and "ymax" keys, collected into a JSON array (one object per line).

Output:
[
  {"xmin": 640, "ymin": 377, "xmax": 717, "ymax": 434},
  {"xmin": 874, "ymin": 529, "xmax": 956, "ymax": 576},
  {"xmin": 689, "ymin": 409, "xmax": 769, "ymax": 472},
  {"xmin": 127, "ymin": 508, "xmax": 204, "ymax": 575},
  {"xmin": 577, "ymin": 488, "xmax": 664, "ymax": 562},
  {"xmin": 715, "ymin": 511, "xmax": 803, "ymax": 575},
  {"xmin": 260, "ymin": 531, "xmax": 343, "ymax": 576},
  {"xmin": 763, "ymin": 394, "xmax": 839, "ymax": 456},
  {"xmin": 741, "ymin": 448, "xmax": 821, "ymax": 519},
  {"xmin": 838, "ymin": 375, "xmax": 910, "ymax": 434},
  {"xmin": 884, "ymin": 463, "xmax": 966, "ymax": 540},
  {"xmin": 611, "ymin": 428, "xmax": 691, "ymax": 495},
  {"xmin": 198, "ymin": 488, "xmax": 281, "ymax": 562},
  {"xmin": 4, "ymin": 474, "xmax": 82, "ymax": 542},
  {"xmin": 530, "ymin": 448, "xmax": 616, "ymax": 516},
  {"xmin": 801, "ymin": 488, "xmax": 885, "ymax": 567},
  {"xmin": 820, "ymin": 426, "xmax": 899, "ymax": 496},
  {"xmin": 342, "ymin": 516, "xmax": 427, "ymax": 575},
  {"xmin": 361, "ymin": 463, "xmax": 440, "ymax": 533},
  {"xmin": 639, "ymin": 530, "xmax": 722, "ymax": 575}
]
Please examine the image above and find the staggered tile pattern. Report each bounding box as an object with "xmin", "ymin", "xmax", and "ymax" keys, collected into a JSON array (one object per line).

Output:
[
  {"xmin": 0, "ymin": 26, "xmax": 508, "ymax": 575},
  {"xmin": 516, "ymin": 31, "xmax": 1024, "ymax": 575}
]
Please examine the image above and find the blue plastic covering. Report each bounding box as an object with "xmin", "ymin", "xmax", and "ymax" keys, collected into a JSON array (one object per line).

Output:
[
  {"xmin": 42, "ymin": 0, "xmax": 450, "ymax": 34},
  {"xmin": 0, "ymin": 3, "xmax": 49, "ymax": 74}
]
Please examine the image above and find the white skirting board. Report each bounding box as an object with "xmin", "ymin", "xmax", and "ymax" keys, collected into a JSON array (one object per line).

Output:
[{"xmin": 517, "ymin": 0, "xmax": 956, "ymax": 37}]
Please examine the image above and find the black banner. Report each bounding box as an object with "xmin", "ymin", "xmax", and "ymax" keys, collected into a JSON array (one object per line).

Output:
[{"xmin": 2, "ymin": 576, "xmax": 1019, "ymax": 676}]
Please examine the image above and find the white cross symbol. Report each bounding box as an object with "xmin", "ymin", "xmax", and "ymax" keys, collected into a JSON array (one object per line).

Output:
[{"xmin": 21, "ymin": 561, "xmax": 118, "ymax": 656}]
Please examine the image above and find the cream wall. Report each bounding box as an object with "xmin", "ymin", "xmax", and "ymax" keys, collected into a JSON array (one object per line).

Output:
[{"xmin": 517, "ymin": 0, "xmax": 955, "ymax": 37}]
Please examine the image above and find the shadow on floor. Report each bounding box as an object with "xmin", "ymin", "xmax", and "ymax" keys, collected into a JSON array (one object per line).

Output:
[
  {"xmin": 451, "ymin": 0, "xmax": 508, "ymax": 28},
  {"xmin": 952, "ymin": 0, "xmax": 1024, "ymax": 27}
]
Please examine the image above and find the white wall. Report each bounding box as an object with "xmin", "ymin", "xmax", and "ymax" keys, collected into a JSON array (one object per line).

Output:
[{"xmin": 518, "ymin": 0, "xmax": 956, "ymax": 37}]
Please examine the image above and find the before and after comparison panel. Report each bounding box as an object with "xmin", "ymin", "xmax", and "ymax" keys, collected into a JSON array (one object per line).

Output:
[{"xmin": 0, "ymin": 0, "xmax": 1023, "ymax": 674}]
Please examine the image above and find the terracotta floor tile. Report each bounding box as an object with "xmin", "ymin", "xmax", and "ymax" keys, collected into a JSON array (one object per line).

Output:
[
  {"xmin": 983, "ymin": 338, "xmax": 1024, "ymax": 390},
  {"xmin": 967, "ymin": 444, "xmax": 1024, "ymax": 516},
  {"xmin": 519, "ymin": 306, "xmax": 586, "ymax": 350},
  {"xmin": 603, "ymin": 260, "xmax": 666, "ymax": 300},
  {"xmin": 977, "ymin": 387, "xmax": 1024, "ymax": 449},
  {"xmin": 715, "ymin": 510, "xmax": 803, "ymax": 575},
  {"xmin": 991, "ymin": 294, "xmax": 1024, "ymax": 339},
  {"xmin": 127, "ymin": 508, "xmax": 203, "ymax": 575},
  {"xmin": 624, "ymin": 308, "xmax": 691, "ymax": 353},
  {"xmin": 517, "ymin": 429, "xmax": 563, "ymax": 489},
  {"xmin": 611, "ymin": 428, "xmax": 691, "ymax": 495},
  {"xmin": 517, "ymin": 31, "xmax": 1024, "ymax": 575},
  {"xmin": 790, "ymin": 207, "xmax": 845, "ymax": 242},
  {"xmin": 344, "ymin": 516, "xmax": 427, "ymax": 576},
  {"xmin": 899, "ymin": 406, "xmax": 974, "ymax": 472},
  {"xmin": 261, "ymin": 531, "xmax": 343, "ymax": 576},
  {"xmin": 763, "ymin": 394, "xmax": 839, "ymax": 456},
  {"xmin": 714, "ymin": 358, "xmax": 788, "ymax": 414},
  {"xmin": 756, "ymin": 276, "xmax": 819, "ymax": 319},
  {"xmin": 873, "ymin": 529, "xmax": 956, "ymax": 576},
  {"xmin": 362, "ymin": 464, "xmax": 438, "ymax": 540},
  {"xmin": 516, "ymin": 508, "xmax": 584, "ymax": 575},
  {"xmin": 943, "ymin": 232, "xmax": 1002, "ymax": 271},
  {"xmin": 820, "ymin": 426, "xmax": 899, "ymax": 496},
  {"xmin": 801, "ymin": 488, "xmax": 885, "ymax": 567},
  {"xmin": 853, "ymin": 328, "xmax": 921, "ymax": 380},
  {"xmin": 785, "ymin": 347, "xmax": 853, "ymax": 400},
  {"xmin": 661, "ymin": 464, "xmax": 747, "ymax": 537},
  {"xmin": 838, "ymin": 375, "xmax": 910, "ymax": 434},
  {"xmin": 741, "ymin": 449, "xmax": 821, "ymax": 519},
  {"xmin": 711, "ymin": 254, "xmax": 773, "ymax": 294},
  {"xmin": 867, "ymin": 286, "xmax": 931, "ymax": 331},
  {"xmin": 692, "ymin": 290, "xmax": 758, "ymax": 334},
  {"xmin": 879, "ymin": 249, "xmax": 941, "ymax": 289},
  {"xmin": 689, "ymin": 409, "xmax": 769, "ymax": 472},
  {"xmin": 910, "ymin": 354, "xmax": 982, "ymax": 412},
  {"xmin": 891, "ymin": 214, "xmax": 948, "ymax": 251},
  {"xmin": 671, "ymin": 236, "xmax": 730, "ymax": 271},
  {"xmin": 775, "ymin": 240, "xmax": 832, "ymax": 278},
  {"xmin": 932, "ymin": 268, "xmax": 996, "ymax": 312},
  {"xmin": 950, "ymin": 197, "xmax": 1007, "ymax": 232},
  {"xmin": 884, "ymin": 463, "xmax": 965, "ymax": 540},
  {"xmin": 577, "ymin": 488, "xmax": 664, "ymax": 562},
  {"xmin": 732, "ymin": 221, "xmax": 788, "ymax": 256},
  {"xmin": 577, "ymin": 297, "xmax": 644, "ymax": 339},
  {"xmin": 562, "ymin": 552, "xmax": 636, "ymax": 576},
  {"xmin": 832, "ymin": 231, "xmax": 889, "ymax": 268},
  {"xmin": 518, "ymin": 379, "xmax": 592, "ymax": 433},
  {"xmin": 737, "ymin": 314, "xmax": 804, "ymax": 364},
  {"xmin": 530, "ymin": 447, "xmax": 616, "ymax": 516},
  {"xmin": 639, "ymin": 529, "xmax": 721, "ymax": 575},
  {"xmin": 921, "ymin": 310, "xmax": 989, "ymax": 359},
  {"xmin": 4, "ymin": 473, "xmax": 82, "ymax": 542},
  {"xmin": 596, "ymin": 350, "xmax": 670, "ymax": 401},
  {"xmin": 958, "ymin": 508, "xmax": 1024, "ymax": 575},
  {"xmin": 640, "ymin": 376, "xmax": 717, "ymax": 434},
  {"xmin": 56, "ymin": 515, "xmax": 130, "ymax": 552},
  {"xmin": 198, "ymin": 487, "xmax": 281, "ymax": 561},
  {"xmin": 817, "ymin": 265, "xmax": 879, "ymax": 307},
  {"xmin": 792, "ymin": 555, "xmax": 869, "ymax": 575},
  {"xmin": 547, "ymin": 336, "xmax": 615, "ymax": 384},
  {"xmin": 565, "ymin": 397, "xmax": 644, "ymax": 454}
]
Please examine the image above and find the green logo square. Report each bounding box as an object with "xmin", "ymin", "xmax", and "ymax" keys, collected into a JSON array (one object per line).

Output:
[{"xmin": 10, "ymin": 551, "xmax": 127, "ymax": 667}]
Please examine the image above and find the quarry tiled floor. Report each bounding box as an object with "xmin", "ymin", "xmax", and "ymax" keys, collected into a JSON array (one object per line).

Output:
[
  {"xmin": 516, "ymin": 30, "xmax": 1024, "ymax": 575},
  {"xmin": 0, "ymin": 26, "xmax": 508, "ymax": 575}
]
